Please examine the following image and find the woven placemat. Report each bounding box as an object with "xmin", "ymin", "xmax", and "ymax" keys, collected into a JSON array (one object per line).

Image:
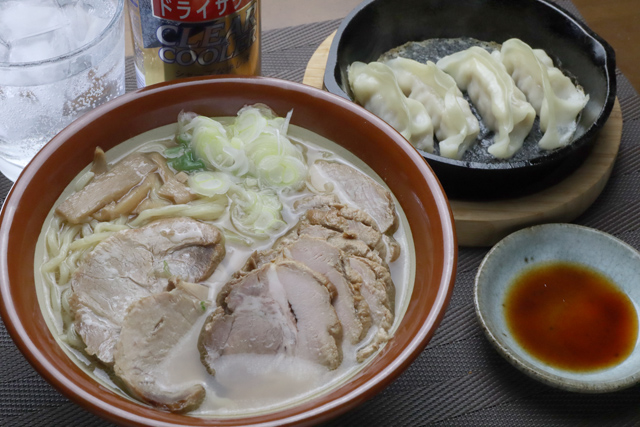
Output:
[{"xmin": 2, "ymin": 1, "xmax": 640, "ymax": 425}]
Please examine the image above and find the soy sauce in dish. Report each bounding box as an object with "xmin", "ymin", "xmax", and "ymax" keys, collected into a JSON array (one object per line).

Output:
[{"xmin": 504, "ymin": 261, "xmax": 638, "ymax": 372}]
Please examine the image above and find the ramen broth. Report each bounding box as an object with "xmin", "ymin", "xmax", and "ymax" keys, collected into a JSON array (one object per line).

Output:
[{"xmin": 34, "ymin": 117, "xmax": 415, "ymax": 416}]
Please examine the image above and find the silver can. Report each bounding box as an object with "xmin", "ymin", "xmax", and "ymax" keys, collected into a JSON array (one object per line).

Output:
[{"xmin": 128, "ymin": 0, "xmax": 261, "ymax": 88}]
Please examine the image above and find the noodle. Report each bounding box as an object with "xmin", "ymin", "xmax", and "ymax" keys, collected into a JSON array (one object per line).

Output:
[
  {"xmin": 129, "ymin": 196, "xmax": 228, "ymax": 227},
  {"xmin": 74, "ymin": 171, "xmax": 95, "ymax": 192},
  {"xmin": 42, "ymin": 226, "xmax": 79, "ymax": 274}
]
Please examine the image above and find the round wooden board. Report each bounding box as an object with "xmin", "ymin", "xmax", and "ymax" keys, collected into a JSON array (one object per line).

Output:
[{"xmin": 303, "ymin": 33, "xmax": 624, "ymax": 247}]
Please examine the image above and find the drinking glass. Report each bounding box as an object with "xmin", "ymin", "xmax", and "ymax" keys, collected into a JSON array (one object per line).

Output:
[{"xmin": 0, "ymin": 0, "xmax": 125, "ymax": 181}]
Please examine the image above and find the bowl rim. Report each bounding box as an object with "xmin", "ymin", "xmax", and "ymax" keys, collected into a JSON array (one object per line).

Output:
[
  {"xmin": 474, "ymin": 223, "xmax": 640, "ymax": 393},
  {"xmin": 0, "ymin": 75, "xmax": 458, "ymax": 426},
  {"xmin": 323, "ymin": 0, "xmax": 617, "ymax": 171}
]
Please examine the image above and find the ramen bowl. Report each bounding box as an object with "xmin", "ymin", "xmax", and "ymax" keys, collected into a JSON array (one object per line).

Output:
[
  {"xmin": 0, "ymin": 76, "xmax": 457, "ymax": 426},
  {"xmin": 324, "ymin": 0, "xmax": 616, "ymax": 199}
]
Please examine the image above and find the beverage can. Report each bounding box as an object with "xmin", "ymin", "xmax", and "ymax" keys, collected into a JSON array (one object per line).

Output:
[{"xmin": 127, "ymin": 0, "xmax": 260, "ymax": 87}]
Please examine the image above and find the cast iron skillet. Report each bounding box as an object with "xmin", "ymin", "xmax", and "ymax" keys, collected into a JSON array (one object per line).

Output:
[{"xmin": 324, "ymin": 0, "xmax": 616, "ymax": 199}]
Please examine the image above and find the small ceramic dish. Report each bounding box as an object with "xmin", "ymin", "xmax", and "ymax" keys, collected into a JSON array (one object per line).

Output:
[
  {"xmin": 475, "ymin": 223, "xmax": 640, "ymax": 393},
  {"xmin": 324, "ymin": 0, "xmax": 616, "ymax": 199}
]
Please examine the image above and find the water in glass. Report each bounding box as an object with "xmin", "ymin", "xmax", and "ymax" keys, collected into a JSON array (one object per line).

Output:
[{"xmin": 0, "ymin": 0, "xmax": 125, "ymax": 181}]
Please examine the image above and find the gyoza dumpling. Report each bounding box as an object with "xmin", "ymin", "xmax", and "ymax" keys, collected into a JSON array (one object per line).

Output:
[
  {"xmin": 348, "ymin": 61, "xmax": 434, "ymax": 152},
  {"xmin": 385, "ymin": 57, "xmax": 480, "ymax": 160},
  {"xmin": 437, "ymin": 46, "xmax": 536, "ymax": 159},
  {"xmin": 498, "ymin": 38, "xmax": 589, "ymax": 150}
]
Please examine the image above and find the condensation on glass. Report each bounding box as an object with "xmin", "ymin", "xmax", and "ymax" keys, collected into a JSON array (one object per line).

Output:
[{"xmin": 0, "ymin": 0, "xmax": 126, "ymax": 181}]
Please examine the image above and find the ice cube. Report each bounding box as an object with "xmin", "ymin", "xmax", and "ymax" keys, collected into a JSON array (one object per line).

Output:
[
  {"xmin": 0, "ymin": 0, "xmax": 70, "ymax": 43},
  {"xmin": 9, "ymin": 28, "xmax": 72, "ymax": 63},
  {"xmin": 0, "ymin": 39, "xmax": 9, "ymax": 63},
  {"xmin": 60, "ymin": 0, "xmax": 111, "ymax": 49},
  {"xmin": 80, "ymin": 0, "xmax": 115, "ymax": 20}
]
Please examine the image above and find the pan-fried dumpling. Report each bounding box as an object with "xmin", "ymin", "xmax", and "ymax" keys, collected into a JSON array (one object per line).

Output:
[
  {"xmin": 348, "ymin": 61, "xmax": 434, "ymax": 152},
  {"xmin": 385, "ymin": 57, "xmax": 480, "ymax": 160},
  {"xmin": 498, "ymin": 38, "xmax": 589, "ymax": 150},
  {"xmin": 437, "ymin": 46, "xmax": 536, "ymax": 159}
]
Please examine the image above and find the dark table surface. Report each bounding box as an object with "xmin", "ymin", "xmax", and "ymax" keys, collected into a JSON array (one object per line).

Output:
[{"xmin": 2, "ymin": 1, "xmax": 640, "ymax": 425}]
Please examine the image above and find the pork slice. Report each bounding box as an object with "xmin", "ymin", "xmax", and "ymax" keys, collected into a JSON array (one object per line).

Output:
[
  {"xmin": 199, "ymin": 262, "xmax": 298, "ymax": 375},
  {"xmin": 283, "ymin": 237, "xmax": 372, "ymax": 345},
  {"xmin": 274, "ymin": 261, "xmax": 342, "ymax": 369},
  {"xmin": 293, "ymin": 194, "xmax": 341, "ymax": 211},
  {"xmin": 306, "ymin": 204, "xmax": 378, "ymax": 229},
  {"xmin": 304, "ymin": 207, "xmax": 387, "ymax": 259},
  {"xmin": 293, "ymin": 193, "xmax": 380, "ymax": 232},
  {"xmin": 113, "ymin": 286, "xmax": 208, "ymax": 413},
  {"xmin": 70, "ymin": 217, "xmax": 224, "ymax": 364},
  {"xmin": 276, "ymin": 197, "xmax": 397, "ymax": 264},
  {"xmin": 56, "ymin": 153, "xmax": 159, "ymax": 224},
  {"xmin": 259, "ymin": 225, "xmax": 394, "ymax": 322},
  {"xmin": 265, "ymin": 204, "xmax": 387, "ymax": 260},
  {"xmin": 71, "ymin": 307, "xmax": 119, "ymax": 364},
  {"xmin": 383, "ymin": 234, "xmax": 401, "ymax": 263},
  {"xmin": 232, "ymin": 248, "xmax": 280, "ymax": 281},
  {"xmin": 294, "ymin": 194, "xmax": 401, "ymax": 263},
  {"xmin": 278, "ymin": 222, "xmax": 388, "ymax": 269},
  {"xmin": 199, "ymin": 261, "xmax": 341, "ymax": 373},
  {"xmin": 349, "ymin": 257, "xmax": 396, "ymax": 362},
  {"xmin": 304, "ymin": 207, "xmax": 401, "ymax": 263},
  {"xmin": 310, "ymin": 160, "xmax": 399, "ymax": 235}
]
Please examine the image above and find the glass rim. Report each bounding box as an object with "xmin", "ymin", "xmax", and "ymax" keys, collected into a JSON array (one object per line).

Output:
[{"xmin": 0, "ymin": 0, "xmax": 124, "ymax": 69}]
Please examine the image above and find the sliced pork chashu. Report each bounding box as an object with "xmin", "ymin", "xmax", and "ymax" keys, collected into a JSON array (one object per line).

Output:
[
  {"xmin": 309, "ymin": 160, "xmax": 399, "ymax": 235},
  {"xmin": 284, "ymin": 223, "xmax": 384, "ymax": 266},
  {"xmin": 287, "ymin": 206, "xmax": 396, "ymax": 357},
  {"xmin": 114, "ymin": 283, "xmax": 209, "ymax": 413},
  {"xmin": 70, "ymin": 217, "xmax": 224, "ymax": 364},
  {"xmin": 228, "ymin": 192, "xmax": 399, "ymax": 365},
  {"xmin": 305, "ymin": 207, "xmax": 386, "ymax": 256},
  {"xmin": 202, "ymin": 264, "xmax": 299, "ymax": 368},
  {"xmin": 237, "ymin": 239, "xmax": 374, "ymax": 346},
  {"xmin": 282, "ymin": 213, "xmax": 395, "ymax": 355},
  {"xmin": 282, "ymin": 237, "xmax": 372, "ymax": 345},
  {"xmin": 294, "ymin": 194, "xmax": 400, "ymax": 262},
  {"xmin": 199, "ymin": 261, "xmax": 342, "ymax": 374},
  {"xmin": 292, "ymin": 193, "xmax": 341, "ymax": 211},
  {"xmin": 280, "ymin": 196, "xmax": 388, "ymax": 261},
  {"xmin": 237, "ymin": 218, "xmax": 390, "ymax": 348},
  {"xmin": 237, "ymin": 220, "xmax": 383, "ymax": 278},
  {"xmin": 349, "ymin": 256, "xmax": 395, "ymax": 362}
]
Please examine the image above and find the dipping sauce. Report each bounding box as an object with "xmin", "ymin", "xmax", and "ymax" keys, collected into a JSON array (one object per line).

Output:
[{"xmin": 504, "ymin": 261, "xmax": 638, "ymax": 372}]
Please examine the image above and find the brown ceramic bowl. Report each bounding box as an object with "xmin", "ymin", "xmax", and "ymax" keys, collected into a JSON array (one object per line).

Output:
[{"xmin": 0, "ymin": 76, "xmax": 456, "ymax": 426}]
